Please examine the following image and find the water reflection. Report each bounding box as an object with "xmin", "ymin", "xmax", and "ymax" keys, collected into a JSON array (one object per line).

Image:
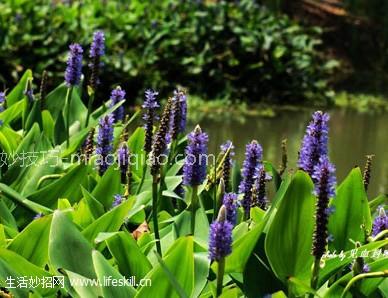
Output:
[{"xmin": 193, "ymin": 109, "xmax": 388, "ymax": 198}]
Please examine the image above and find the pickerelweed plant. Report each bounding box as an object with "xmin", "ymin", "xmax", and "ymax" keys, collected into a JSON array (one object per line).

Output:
[{"xmin": 0, "ymin": 35, "xmax": 386, "ymax": 298}]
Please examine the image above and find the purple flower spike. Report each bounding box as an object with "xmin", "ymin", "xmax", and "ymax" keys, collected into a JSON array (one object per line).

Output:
[
  {"xmin": 170, "ymin": 89, "xmax": 187, "ymax": 140},
  {"xmin": 298, "ymin": 111, "xmax": 330, "ymax": 176},
  {"xmin": 372, "ymin": 206, "xmax": 388, "ymax": 237},
  {"xmin": 96, "ymin": 114, "xmax": 114, "ymax": 175},
  {"xmin": 89, "ymin": 31, "xmax": 105, "ymax": 89},
  {"xmin": 109, "ymin": 86, "xmax": 126, "ymax": 122},
  {"xmin": 312, "ymin": 156, "xmax": 336, "ymax": 259},
  {"xmin": 252, "ymin": 165, "xmax": 268, "ymax": 210},
  {"xmin": 183, "ymin": 125, "xmax": 209, "ymax": 186},
  {"xmin": 112, "ymin": 194, "xmax": 123, "ymax": 208},
  {"xmin": 239, "ymin": 140, "xmax": 263, "ymax": 217},
  {"xmin": 143, "ymin": 89, "xmax": 159, "ymax": 153},
  {"xmin": 117, "ymin": 143, "xmax": 130, "ymax": 183},
  {"xmin": 223, "ymin": 193, "xmax": 238, "ymax": 225},
  {"xmin": 65, "ymin": 43, "xmax": 83, "ymax": 87},
  {"xmin": 90, "ymin": 31, "xmax": 105, "ymax": 58},
  {"xmin": 209, "ymin": 207, "xmax": 233, "ymax": 262},
  {"xmin": 0, "ymin": 92, "xmax": 6, "ymax": 112}
]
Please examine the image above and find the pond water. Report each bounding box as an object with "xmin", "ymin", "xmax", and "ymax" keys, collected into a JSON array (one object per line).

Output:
[{"xmin": 193, "ymin": 109, "xmax": 388, "ymax": 198}]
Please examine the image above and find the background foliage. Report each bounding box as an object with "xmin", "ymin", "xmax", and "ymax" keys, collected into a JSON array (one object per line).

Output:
[{"xmin": 0, "ymin": 0, "xmax": 336, "ymax": 104}]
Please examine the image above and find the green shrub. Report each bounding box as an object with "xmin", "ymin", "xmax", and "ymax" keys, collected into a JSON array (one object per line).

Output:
[{"xmin": 0, "ymin": 0, "xmax": 336, "ymax": 104}]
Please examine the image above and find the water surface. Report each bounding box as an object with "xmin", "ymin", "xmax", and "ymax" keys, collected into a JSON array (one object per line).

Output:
[{"xmin": 193, "ymin": 109, "xmax": 388, "ymax": 198}]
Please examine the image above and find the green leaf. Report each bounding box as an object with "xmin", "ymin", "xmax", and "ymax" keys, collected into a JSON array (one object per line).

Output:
[
  {"xmin": 105, "ymin": 231, "xmax": 152, "ymax": 280},
  {"xmin": 128, "ymin": 127, "xmax": 146, "ymax": 179},
  {"xmin": 25, "ymin": 100, "xmax": 43, "ymax": 131},
  {"xmin": 6, "ymin": 70, "xmax": 32, "ymax": 106},
  {"xmin": 92, "ymin": 250, "xmax": 137, "ymax": 297},
  {"xmin": 136, "ymin": 236, "xmax": 194, "ymax": 298},
  {"xmin": 49, "ymin": 210, "xmax": 96, "ymax": 279},
  {"xmin": 265, "ymin": 171, "xmax": 315, "ymax": 282},
  {"xmin": 7, "ymin": 215, "xmax": 52, "ymax": 267},
  {"xmin": 325, "ymin": 258, "xmax": 388, "ymax": 297},
  {"xmin": 91, "ymin": 166, "xmax": 122, "ymax": 209},
  {"xmin": 28, "ymin": 164, "xmax": 90, "ymax": 208},
  {"xmin": 82, "ymin": 198, "xmax": 135, "ymax": 243},
  {"xmin": 0, "ymin": 182, "xmax": 52, "ymax": 215},
  {"xmin": 328, "ymin": 168, "xmax": 371, "ymax": 251},
  {"xmin": 0, "ymin": 248, "xmax": 57, "ymax": 297},
  {"xmin": 66, "ymin": 270, "xmax": 103, "ymax": 298}
]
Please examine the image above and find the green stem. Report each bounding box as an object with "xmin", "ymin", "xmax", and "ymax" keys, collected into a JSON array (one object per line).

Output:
[
  {"xmin": 152, "ymin": 175, "xmax": 162, "ymax": 256},
  {"xmin": 136, "ymin": 157, "xmax": 148, "ymax": 195},
  {"xmin": 216, "ymin": 258, "xmax": 225, "ymax": 297},
  {"xmin": 85, "ymin": 92, "xmax": 95, "ymax": 128},
  {"xmin": 310, "ymin": 257, "xmax": 321, "ymax": 297},
  {"xmin": 65, "ymin": 87, "xmax": 73, "ymax": 148},
  {"xmin": 190, "ymin": 185, "xmax": 198, "ymax": 235}
]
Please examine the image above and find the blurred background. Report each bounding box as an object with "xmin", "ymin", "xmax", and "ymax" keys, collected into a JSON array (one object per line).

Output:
[{"xmin": 0, "ymin": 0, "xmax": 387, "ymax": 196}]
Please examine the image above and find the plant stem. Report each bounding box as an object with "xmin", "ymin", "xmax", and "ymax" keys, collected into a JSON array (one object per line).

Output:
[
  {"xmin": 152, "ymin": 175, "xmax": 162, "ymax": 256},
  {"xmin": 65, "ymin": 87, "xmax": 73, "ymax": 148},
  {"xmin": 85, "ymin": 92, "xmax": 95, "ymax": 128},
  {"xmin": 190, "ymin": 185, "xmax": 198, "ymax": 235},
  {"xmin": 310, "ymin": 257, "xmax": 321, "ymax": 297},
  {"xmin": 136, "ymin": 156, "xmax": 148, "ymax": 195},
  {"xmin": 216, "ymin": 258, "xmax": 225, "ymax": 297}
]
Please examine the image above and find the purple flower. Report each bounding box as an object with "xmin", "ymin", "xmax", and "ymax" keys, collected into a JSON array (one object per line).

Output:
[
  {"xmin": 372, "ymin": 206, "xmax": 388, "ymax": 237},
  {"xmin": 362, "ymin": 264, "xmax": 370, "ymax": 273},
  {"xmin": 312, "ymin": 156, "xmax": 336, "ymax": 258},
  {"xmin": 90, "ymin": 31, "xmax": 105, "ymax": 58},
  {"xmin": 33, "ymin": 213, "xmax": 43, "ymax": 220},
  {"xmin": 298, "ymin": 111, "xmax": 330, "ymax": 176},
  {"xmin": 169, "ymin": 89, "xmax": 187, "ymax": 140},
  {"xmin": 223, "ymin": 193, "xmax": 238, "ymax": 225},
  {"xmin": 117, "ymin": 143, "xmax": 130, "ymax": 183},
  {"xmin": 96, "ymin": 114, "xmax": 114, "ymax": 175},
  {"xmin": 209, "ymin": 207, "xmax": 233, "ymax": 262},
  {"xmin": 183, "ymin": 125, "xmax": 209, "ymax": 186},
  {"xmin": 112, "ymin": 194, "xmax": 123, "ymax": 208},
  {"xmin": 143, "ymin": 89, "xmax": 159, "ymax": 153},
  {"xmin": 0, "ymin": 92, "xmax": 6, "ymax": 112},
  {"xmin": 252, "ymin": 165, "xmax": 268, "ymax": 210},
  {"xmin": 239, "ymin": 140, "xmax": 263, "ymax": 217},
  {"xmin": 65, "ymin": 43, "xmax": 83, "ymax": 87},
  {"xmin": 89, "ymin": 31, "xmax": 105, "ymax": 89},
  {"xmin": 109, "ymin": 86, "xmax": 126, "ymax": 122}
]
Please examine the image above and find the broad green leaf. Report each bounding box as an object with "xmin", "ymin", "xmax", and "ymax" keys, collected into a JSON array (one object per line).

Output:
[
  {"xmin": 328, "ymin": 168, "xmax": 371, "ymax": 251},
  {"xmin": 82, "ymin": 198, "xmax": 135, "ymax": 243},
  {"xmin": 91, "ymin": 165, "xmax": 122, "ymax": 209},
  {"xmin": 6, "ymin": 70, "xmax": 32, "ymax": 106},
  {"xmin": 318, "ymin": 239, "xmax": 388, "ymax": 287},
  {"xmin": 0, "ymin": 182, "xmax": 52, "ymax": 215},
  {"xmin": 325, "ymin": 257, "xmax": 388, "ymax": 297},
  {"xmin": 265, "ymin": 171, "xmax": 315, "ymax": 282},
  {"xmin": 136, "ymin": 236, "xmax": 194, "ymax": 298},
  {"xmin": 49, "ymin": 210, "xmax": 95, "ymax": 279},
  {"xmin": 7, "ymin": 215, "xmax": 52, "ymax": 267},
  {"xmin": 225, "ymin": 221, "xmax": 265, "ymax": 273},
  {"xmin": 81, "ymin": 186, "xmax": 105, "ymax": 219},
  {"xmin": 0, "ymin": 100, "xmax": 25, "ymax": 124},
  {"xmin": 66, "ymin": 270, "xmax": 103, "ymax": 298},
  {"xmin": 25, "ymin": 100, "xmax": 43, "ymax": 131},
  {"xmin": 0, "ymin": 248, "xmax": 57, "ymax": 297},
  {"xmin": 106, "ymin": 231, "xmax": 152, "ymax": 280},
  {"xmin": 92, "ymin": 250, "xmax": 137, "ymax": 297},
  {"xmin": 28, "ymin": 164, "xmax": 89, "ymax": 208},
  {"xmin": 128, "ymin": 127, "xmax": 146, "ymax": 179}
]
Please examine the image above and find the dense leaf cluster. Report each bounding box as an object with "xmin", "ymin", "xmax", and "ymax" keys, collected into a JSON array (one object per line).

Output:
[{"xmin": 0, "ymin": 0, "xmax": 336, "ymax": 104}]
